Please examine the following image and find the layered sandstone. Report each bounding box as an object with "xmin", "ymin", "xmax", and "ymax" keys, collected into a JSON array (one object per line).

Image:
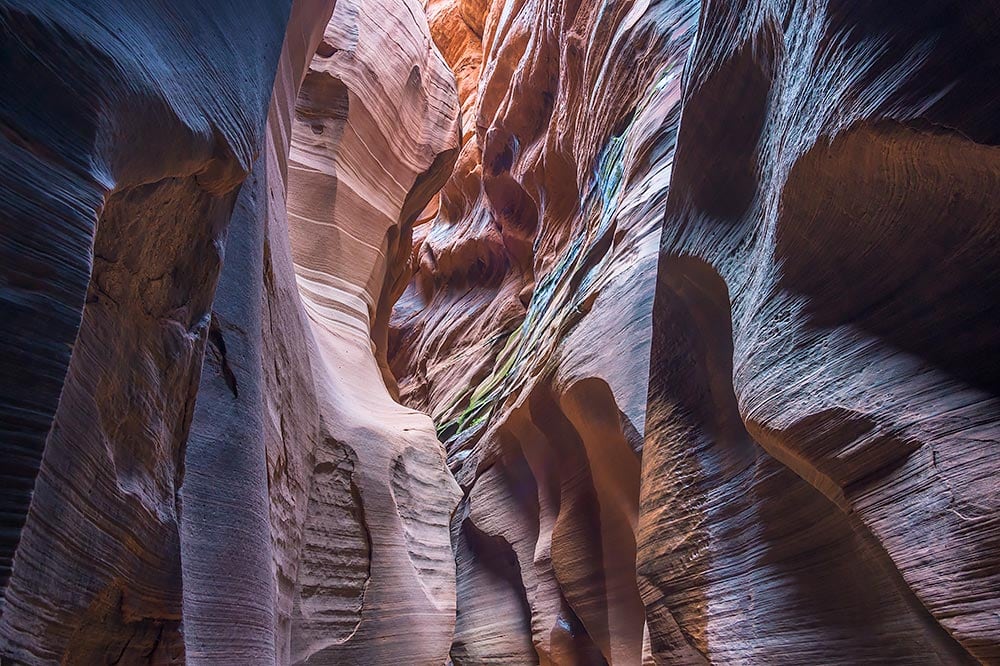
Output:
[
  {"xmin": 1, "ymin": 0, "xmax": 460, "ymax": 663},
  {"xmin": 2, "ymin": 0, "xmax": 999, "ymax": 664},
  {"xmin": 390, "ymin": 0, "xmax": 701, "ymax": 662},
  {"xmin": 390, "ymin": 0, "xmax": 1000, "ymax": 664},
  {"xmin": 280, "ymin": 0, "xmax": 462, "ymax": 661},
  {"xmin": 642, "ymin": 1, "xmax": 1000, "ymax": 663},
  {"xmin": 0, "ymin": 1, "xmax": 295, "ymax": 660}
]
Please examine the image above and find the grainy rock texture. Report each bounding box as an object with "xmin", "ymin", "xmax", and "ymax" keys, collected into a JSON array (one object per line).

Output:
[
  {"xmin": 0, "ymin": 1, "xmax": 293, "ymax": 661},
  {"xmin": 390, "ymin": 0, "xmax": 701, "ymax": 662},
  {"xmin": 643, "ymin": 1, "xmax": 1000, "ymax": 663}
]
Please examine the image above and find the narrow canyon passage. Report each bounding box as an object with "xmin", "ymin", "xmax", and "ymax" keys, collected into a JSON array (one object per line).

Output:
[{"xmin": 1, "ymin": 0, "xmax": 999, "ymax": 665}]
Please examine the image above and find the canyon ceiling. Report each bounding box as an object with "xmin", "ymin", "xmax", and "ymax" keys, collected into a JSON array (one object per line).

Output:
[{"xmin": 1, "ymin": 0, "xmax": 998, "ymax": 664}]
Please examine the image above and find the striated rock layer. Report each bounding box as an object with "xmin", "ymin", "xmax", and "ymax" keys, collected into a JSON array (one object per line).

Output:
[
  {"xmin": 390, "ymin": 0, "xmax": 1000, "ymax": 664},
  {"xmin": 642, "ymin": 1, "xmax": 1000, "ymax": 663},
  {"xmin": 0, "ymin": 1, "xmax": 295, "ymax": 660},
  {"xmin": 391, "ymin": 0, "xmax": 701, "ymax": 662},
  {"xmin": 281, "ymin": 0, "xmax": 462, "ymax": 661},
  {"xmin": 2, "ymin": 0, "xmax": 999, "ymax": 663},
  {"xmin": 1, "ymin": 0, "xmax": 460, "ymax": 663}
]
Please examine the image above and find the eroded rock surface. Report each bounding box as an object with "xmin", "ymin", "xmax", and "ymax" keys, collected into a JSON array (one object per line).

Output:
[
  {"xmin": 184, "ymin": 0, "xmax": 464, "ymax": 661},
  {"xmin": 281, "ymin": 0, "xmax": 462, "ymax": 661},
  {"xmin": 0, "ymin": 1, "xmax": 293, "ymax": 661},
  {"xmin": 643, "ymin": 1, "xmax": 1000, "ymax": 663},
  {"xmin": 390, "ymin": 0, "xmax": 1000, "ymax": 664},
  {"xmin": 3, "ymin": 0, "xmax": 999, "ymax": 663},
  {"xmin": 390, "ymin": 0, "xmax": 700, "ymax": 662},
  {"xmin": 1, "ymin": 0, "xmax": 460, "ymax": 663}
]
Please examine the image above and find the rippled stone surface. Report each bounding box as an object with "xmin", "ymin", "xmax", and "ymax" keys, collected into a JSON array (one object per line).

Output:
[
  {"xmin": 0, "ymin": 1, "xmax": 294, "ymax": 661},
  {"xmin": 390, "ymin": 0, "xmax": 701, "ymax": 662},
  {"xmin": 643, "ymin": 1, "xmax": 1000, "ymax": 663},
  {"xmin": 390, "ymin": 0, "xmax": 1000, "ymax": 663},
  {"xmin": 1, "ymin": 0, "xmax": 459, "ymax": 662},
  {"xmin": 3, "ymin": 0, "xmax": 998, "ymax": 663}
]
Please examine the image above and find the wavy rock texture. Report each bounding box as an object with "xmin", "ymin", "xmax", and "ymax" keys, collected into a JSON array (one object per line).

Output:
[
  {"xmin": 281, "ymin": 0, "xmax": 462, "ymax": 662},
  {"xmin": 390, "ymin": 0, "xmax": 1000, "ymax": 664},
  {"xmin": 1, "ymin": 0, "xmax": 460, "ymax": 663},
  {"xmin": 642, "ymin": 1, "xmax": 1000, "ymax": 663},
  {"xmin": 3, "ymin": 0, "xmax": 999, "ymax": 663},
  {"xmin": 179, "ymin": 0, "xmax": 335, "ymax": 661},
  {"xmin": 390, "ymin": 0, "xmax": 700, "ymax": 663},
  {"xmin": 0, "ymin": 1, "xmax": 293, "ymax": 661},
  {"xmin": 179, "ymin": 0, "xmax": 463, "ymax": 660}
]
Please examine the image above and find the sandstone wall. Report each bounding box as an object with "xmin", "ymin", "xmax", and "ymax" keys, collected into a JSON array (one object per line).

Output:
[
  {"xmin": 0, "ymin": 1, "xmax": 294, "ymax": 660},
  {"xmin": 0, "ymin": 0, "xmax": 460, "ymax": 663},
  {"xmin": 643, "ymin": 1, "xmax": 1000, "ymax": 663},
  {"xmin": 390, "ymin": 0, "xmax": 1000, "ymax": 663},
  {"xmin": 281, "ymin": 0, "xmax": 462, "ymax": 661},
  {"xmin": 390, "ymin": 0, "xmax": 701, "ymax": 662},
  {"xmin": 2, "ymin": 0, "xmax": 998, "ymax": 663}
]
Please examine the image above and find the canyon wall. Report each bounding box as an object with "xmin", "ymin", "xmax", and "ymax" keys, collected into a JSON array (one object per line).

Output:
[
  {"xmin": 1, "ymin": 0, "xmax": 460, "ymax": 663},
  {"xmin": 279, "ymin": 0, "xmax": 461, "ymax": 661},
  {"xmin": 2, "ymin": 0, "xmax": 999, "ymax": 664},
  {"xmin": 390, "ymin": 0, "xmax": 1000, "ymax": 664},
  {"xmin": 0, "ymin": 1, "xmax": 295, "ymax": 660},
  {"xmin": 390, "ymin": 0, "xmax": 702, "ymax": 662},
  {"xmin": 642, "ymin": 1, "xmax": 1000, "ymax": 663}
]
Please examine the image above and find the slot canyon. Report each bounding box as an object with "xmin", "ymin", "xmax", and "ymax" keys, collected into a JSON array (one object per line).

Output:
[{"xmin": 1, "ymin": 0, "xmax": 998, "ymax": 663}]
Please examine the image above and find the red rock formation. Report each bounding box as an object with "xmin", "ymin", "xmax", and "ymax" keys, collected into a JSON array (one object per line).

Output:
[
  {"xmin": 391, "ymin": 0, "xmax": 1000, "ymax": 664},
  {"xmin": 3, "ymin": 0, "xmax": 999, "ymax": 663},
  {"xmin": 1, "ymin": 0, "xmax": 459, "ymax": 663},
  {"xmin": 642, "ymin": 1, "xmax": 1000, "ymax": 663},
  {"xmin": 390, "ymin": 0, "xmax": 701, "ymax": 662},
  {"xmin": 0, "ymin": 1, "xmax": 297, "ymax": 660}
]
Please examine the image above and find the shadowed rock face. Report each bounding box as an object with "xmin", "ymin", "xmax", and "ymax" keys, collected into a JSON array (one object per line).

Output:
[
  {"xmin": 0, "ymin": 1, "xmax": 294, "ymax": 661},
  {"xmin": 643, "ymin": 1, "xmax": 1000, "ymax": 663},
  {"xmin": 2, "ymin": 0, "xmax": 999, "ymax": 664}
]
